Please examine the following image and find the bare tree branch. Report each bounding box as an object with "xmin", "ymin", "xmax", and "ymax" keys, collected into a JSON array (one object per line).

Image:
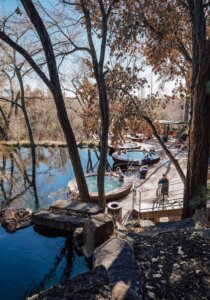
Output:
[
  {"xmin": 0, "ymin": 30, "xmax": 53, "ymax": 92},
  {"xmin": 0, "ymin": 96, "xmax": 22, "ymax": 108}
]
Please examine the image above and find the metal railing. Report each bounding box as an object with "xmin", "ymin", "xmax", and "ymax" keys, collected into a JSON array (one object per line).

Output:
[{"xmin": 131, "ymin": 180, "xmax": 184, "ymax": 215}]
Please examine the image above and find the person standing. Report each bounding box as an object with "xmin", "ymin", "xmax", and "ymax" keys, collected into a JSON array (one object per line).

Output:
[
  {"xmin": 115, "ymin": 166, "xmax": 124, "ymax": 182},
  {"xmin": 158, "ymin": 174, "xmax": 169, "ymax": 203}
]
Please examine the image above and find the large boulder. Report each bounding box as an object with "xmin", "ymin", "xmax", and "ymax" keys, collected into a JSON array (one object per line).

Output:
[
  {"xmin": 111, "ymin": 281, "xmax": 141, "ymax": 300},
  {"xmin": 93, "ymin": 236, "xmax": 143, "ymax": 296},
  {"xmin": 1, "ymin": 207, "xmax": 32, "ymax": 232},
  {"xmin": 83, "ymin": 213, "xmax": 114, "ymax": 257}
]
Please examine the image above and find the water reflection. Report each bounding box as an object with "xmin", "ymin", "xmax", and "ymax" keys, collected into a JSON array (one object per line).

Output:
[
  {"xmin": 0, "ymin": 226, "xmax": 88, "ymax": 300},
  {"xmin": 0, "ymin": 146, "xmax": 113, "ymax": 211},
  {"xmin": 0, "ymin": 147, "xmax": 105, "ymax": 300},
  {"xmin": 24, "ymin": 233, "xmax": 74, "ymax": 298}
]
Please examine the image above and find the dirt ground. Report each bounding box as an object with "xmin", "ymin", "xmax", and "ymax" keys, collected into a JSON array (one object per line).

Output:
[{"xmin": 132, "ymin": 224, "xmax": 210, "ymax": 300}]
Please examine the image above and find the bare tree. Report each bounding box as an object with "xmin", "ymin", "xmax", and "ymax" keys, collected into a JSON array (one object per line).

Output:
[{"xmin": 0, "ymin": 0, "xmax": 90, "ymax": 203}]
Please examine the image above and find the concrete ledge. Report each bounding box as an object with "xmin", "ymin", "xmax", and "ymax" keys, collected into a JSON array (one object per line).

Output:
[
  {"xmin": 32, "ymin": 211, "xmax": 86, "ymax": 231},
  {"xmin": 50, "ymin": 199, "xmax": 102, "ymax": 216}
]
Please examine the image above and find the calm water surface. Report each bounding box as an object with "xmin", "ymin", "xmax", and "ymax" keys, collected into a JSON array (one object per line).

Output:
[
  {"xmin": 0, "ymin": 147, "xmax": 113, "ymax": 300},
  {"xmin": 86, "ymin": 174, "xmax": 122, "ymax": 193}
]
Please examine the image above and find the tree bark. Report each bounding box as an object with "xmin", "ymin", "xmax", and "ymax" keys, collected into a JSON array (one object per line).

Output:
[
  {"xmin": 182, "ymin": 1, "xmax": 210, "ymax": 218},
  {"xmin": 184, "ymin": 96, "xmax": 190, "ymax": 123},
  {"xmin": 0, "ymin": 124, "xmax": 8, "ymax": 140},
  {"xmin": 182, "ymin": 80, "xmax": 210, "ymax": 218},
  {"xmin": 96, "ymin": 76, "xmax": 109, "ymax": 212}
]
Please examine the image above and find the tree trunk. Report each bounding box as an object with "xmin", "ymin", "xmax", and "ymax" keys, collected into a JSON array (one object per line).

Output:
[
  {"xmin": 182, "ymin": 80, "xmax": 210, "ymax": 218},
  {"xmin": 0, "ymin": 125, "xmax": 8, "ymax": 140},
  {"xmin": 19, "ymin": 0, "xmax": 90, "ymax": 203},
  {"xmin": 15, "ymin": 67, "xmax": 37, "ymax": 187},
  {"xmin": 80, "ymin": 0, "xmax": 109, "ymax": 211},
  {"xmin": 184, "ymin": 96, "xmax": 190, "ymax": 123},
  {"xmin": 95, "ymin": 73, "xmax": 109, "ymax": 212},
  {"xmin": 182, "ymin": 1, "xmax": 210, "ymax": 218},
  {"xmin": 52, "ymin": 92, "xmax": 90, "ymax": 202}
]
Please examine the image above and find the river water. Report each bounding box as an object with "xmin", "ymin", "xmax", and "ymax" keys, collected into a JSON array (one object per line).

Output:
[{"xmin": 0, "ymin": 147, "xmax": 112, "ymax": 300}]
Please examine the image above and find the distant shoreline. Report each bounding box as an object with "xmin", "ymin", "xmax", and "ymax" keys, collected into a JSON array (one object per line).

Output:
[{"xmin": 0, "ymin": 140, "xmax": 100, "ymax": 148}]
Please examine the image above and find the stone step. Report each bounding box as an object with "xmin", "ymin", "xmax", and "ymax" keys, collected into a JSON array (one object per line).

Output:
[{"xmin": 32, "ymin": 210, "xmax": 86, "ymax": 232}]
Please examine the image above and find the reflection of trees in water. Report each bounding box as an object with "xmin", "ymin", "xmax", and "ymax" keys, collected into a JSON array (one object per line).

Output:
[
  {"xmin": 25, "ymin": 238, "xmax": 74, "ymax": 299},
  {"xmin": 0, "ymin": 146, "xmax": 70, "ymax": 210},
  {"xmin": 0, "ymin": 146, "xmax": 111, "ymax": 210},
  {"xmin": 86, "ymin": 148, "xmax": 101, "ymax": 173},
  {"xmin": 86, "ymin": 148, "xmax": 112, "ymax": 173},
  {"xmin": 35, "ymin": 147, "xmax": 68, "ymax": 170},
  {"xmin": 0, "ymin": 146, "xmax": 39, "ymax": 209}
]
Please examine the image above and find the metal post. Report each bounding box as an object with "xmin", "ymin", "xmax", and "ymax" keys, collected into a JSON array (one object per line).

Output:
[
  {"xmin": 139, "ymin": 191, "xmax": 141, "ymax": 214},
  {"xmin": 132, "ymin": 185, "xmax": 136, "ymax": 210}
]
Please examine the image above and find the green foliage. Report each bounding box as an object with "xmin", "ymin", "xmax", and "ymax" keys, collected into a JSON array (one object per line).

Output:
[{"xmin": 190, "ymin": 185, "xmax": 210, "ymax": 209}]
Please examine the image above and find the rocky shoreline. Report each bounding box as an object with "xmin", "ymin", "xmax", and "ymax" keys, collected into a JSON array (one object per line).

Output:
[
  {"xmin": 2, "ymin": 204, "xmax": 210, "ymax": 299},
  {"xmin": 27, "ymin": 218, "xmax": 210, "ymax": 300}
]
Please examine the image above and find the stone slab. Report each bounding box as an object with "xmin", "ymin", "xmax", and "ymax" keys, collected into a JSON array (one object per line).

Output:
[
  {"xmin": 83, "ymin": 213, "xmax": 114, "ymax": 256},
  {"xmin": 93, "ymin": 236, "xmax": 143, "ymax": 295},
  {"xmin": 32, "ymin": 210, "xmax": 86, "ymax": 231},
  {"xmin": 50, "ymin": 199, "xmax": 102, "ymax": 215}
]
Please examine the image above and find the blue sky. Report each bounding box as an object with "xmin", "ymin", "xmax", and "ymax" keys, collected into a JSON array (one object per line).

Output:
[
  {"xmin": 0, "ymin": 0, "xmax": 20, "ymax": 13},
  {"xmin": 0, "ymin": 0, "xmax": 175, "ymax": 97}
]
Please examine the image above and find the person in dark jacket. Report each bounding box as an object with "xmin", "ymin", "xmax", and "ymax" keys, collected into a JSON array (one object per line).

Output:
[{"xmin": 158, "ymin": 174, "xmax": 169, "ymax": 200}]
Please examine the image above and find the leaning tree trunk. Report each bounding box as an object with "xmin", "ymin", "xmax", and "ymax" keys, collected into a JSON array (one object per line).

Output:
[
  {"xmin": 142, "ymin": 115, "xmax": 186, "ymax": 183},
  {"xmin": 182, "ymin": 1, "xmax": 210, "ymax": 218},
  {"xmin": 129, "ymin": 95, "xmax": 186, "ymax": 183},
  {"xmin": 52, "ymin": 92, "xmax": 90, "ymax": 203},
  {"xmin": 182, "ymin": 79, "xmax": 210, "ymax": 218}
]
